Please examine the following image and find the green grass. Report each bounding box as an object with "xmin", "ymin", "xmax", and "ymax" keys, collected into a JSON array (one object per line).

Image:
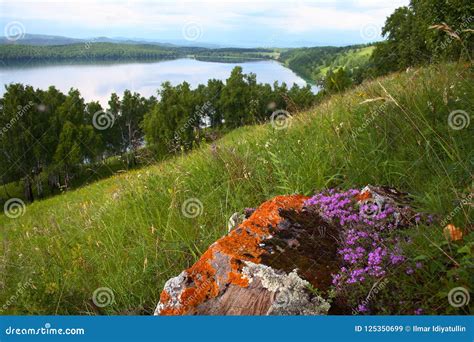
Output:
[
  {"xmin": 279, "ymin": 45, "xmax": 374, "ymax": 82},
  {"xmin": 0, "ymin": 63, "xmax": 472, "ymax": 314},
  {"xmin": 318, "ymin": 46, "xmax": 375, "ymax": 77},
  {"xmin": 0, "ymin": 156, "xmax": 135, "ymax": 207}
]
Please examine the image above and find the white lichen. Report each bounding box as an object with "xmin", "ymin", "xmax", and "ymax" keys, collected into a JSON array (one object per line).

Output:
[
  {"xmin": 241, "ymin": 262, "xmax": 330, "ymax": 315},
  {"xmin": 154, "ymin": 271, "xmax": 187, "ymax": 315}
]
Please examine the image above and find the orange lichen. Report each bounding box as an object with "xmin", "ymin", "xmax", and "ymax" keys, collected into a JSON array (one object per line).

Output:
[
  {"xmin": 355, "ymin": 191, "xmax": 372, "ymax": 202},
  {"xmin": 159, "ymin": 290, "xmax": 171, "ymax": 305},
  {"xmin": 180, "ymin": 288, "xmax": 197, "ymax": 305},
  {"xmin": 443, "ymin": 224, "xmax": 463, "ymax": 241},
  {"xmin": 158, "ymin": 194, "xmax": 309, "ymax": 315},
  {"xmin": 227, "ymin": 270, "xmax": 249, "ymax": 287},
  {"xmin": 160, "ymin": 305, "xmax": 185, "ymax": 316}
]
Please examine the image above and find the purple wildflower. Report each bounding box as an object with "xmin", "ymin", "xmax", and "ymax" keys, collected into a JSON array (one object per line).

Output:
[
  {"xmin": 305, "ymin": 188, "xmax": 427, "ymax": 290},
  {"xmin": 390, "ymin": 254, "xmax": 405, "ymax": 265}
]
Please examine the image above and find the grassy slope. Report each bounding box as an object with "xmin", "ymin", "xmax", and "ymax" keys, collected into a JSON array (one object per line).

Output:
[
  {"xmin": 0, "ymin": 63, "xmax": 472, "ymax": 314},
  {"xmin": 279, "ymin": 45, "xmax": 374, "ymax": 82},
  {"xmin": 0, "ymin": 157, "xmax": 132, "ymax": 206},
  {"xmin": 318, "ymin": 46, "xmax": 375, "ymax": 76}
]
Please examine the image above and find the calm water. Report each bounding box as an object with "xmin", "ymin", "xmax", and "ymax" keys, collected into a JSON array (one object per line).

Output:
[{"xmin": 0, "ymin": 59, "xmax": 315, "ymax": 106}]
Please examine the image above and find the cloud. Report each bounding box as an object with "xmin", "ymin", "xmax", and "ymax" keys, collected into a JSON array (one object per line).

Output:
[{"xmin": 0, "ymin": 0, "xmax": 410, "ymax": 45}]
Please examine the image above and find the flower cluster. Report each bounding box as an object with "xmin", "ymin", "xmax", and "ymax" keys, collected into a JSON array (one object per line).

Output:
[{"xmin": 305, "ymin": 188, "xmax": 417, "ymax": 288}]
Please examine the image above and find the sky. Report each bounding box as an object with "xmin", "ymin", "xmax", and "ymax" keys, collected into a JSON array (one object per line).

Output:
[{"xmin": 0, "ymin": 0, "xmax": 410, "ymax": 47}]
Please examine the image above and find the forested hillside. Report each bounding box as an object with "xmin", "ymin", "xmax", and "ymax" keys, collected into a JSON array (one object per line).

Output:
[
  {"xmin": 0, "ymin": 67, "xmax": 315, "ymax": 204},
  {"xmin": 278, "ymin": 45, "xmax": 373, "ymax": 82},
  {"xmin": 282, "ymin": 1, "xmax": 473, "ymax": 95},
  {"xmin": 1, "ymin": 0, "xmax": 472, "ymax": 206},
  {"xmin": 0, "ymin": 43, "xmax": 275, "ymax": 64}
]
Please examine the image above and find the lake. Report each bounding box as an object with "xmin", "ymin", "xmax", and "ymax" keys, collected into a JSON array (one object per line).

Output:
[{"xmin": 0, "ymin": 59, "xmax": 316, "ymax": 106}]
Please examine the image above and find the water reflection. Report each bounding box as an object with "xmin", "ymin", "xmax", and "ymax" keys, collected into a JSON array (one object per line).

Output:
[{"xmin": 0, "ymin": 58, "xmax": 317, "ymax": 105}]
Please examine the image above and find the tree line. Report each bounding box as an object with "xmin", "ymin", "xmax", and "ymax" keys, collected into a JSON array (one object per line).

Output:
[
  {"xmin": 289, "ymin": 0, "xmax": 473, "ymax": 95},
  {"xmin": 370, "ymin": 0, "xmax": 473, "ymax": 76},
  {"xmin": 0, "ymin": 66, "xmax": 316, "ymax": 202},
  {"xmin": 0, "ymin": 43, "xmax": 185, "ymax": 64},
  {"xmin": 0, "ymin": 43, "xmax": 275, "ymax": 65},
  {"xmin": 2, "ymin": 0, "xmax": 470, "ymax": 202},
  {"xmin": 278, "ymin": 45, "xmax": 368, "ymax": 82}
]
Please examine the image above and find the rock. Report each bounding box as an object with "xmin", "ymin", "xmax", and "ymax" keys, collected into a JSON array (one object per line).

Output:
[
  {"xmin": 227, "ymin": 208, "xmax": 256, "ymax": 232},
  {"xmin": 155, "ymin": 195, "xmax": 335, "ymax": 315},
  {"xmin": 355, "ymin": 185, "xmax": 417, "ymax": 226},
  {"xmin": 241, "ymin": 262, "xmax": 330, "ymax": 315},
  {"xmin": 227, "ymin": 212, "xmax": 245, "ymax": 232},
  {"xmin": 154, "ymin": 186, "xmax": 418, "ymax": 316}
]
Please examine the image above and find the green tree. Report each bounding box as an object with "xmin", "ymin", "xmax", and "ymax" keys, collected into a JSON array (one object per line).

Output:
[
  {"xmin": 143, "ymin": 82, "xmax": 181, "ymax": 155},
  {"xmin": 54, "ymin": 120, "xmax": 83, "ymax": 188},
  {"xmin": 323, "ymin": 68, "xmax": 353, "ymax": 94},
  {"xmin": 288, "ymin": 84, "xmax": 315, "ymax": 111},
  {"xmin": 117, "ymin": 90, "xmax": 151, "ymax": 166},
  {"xmin": 205, "ymin": 79, "xmax": 224, "ymax": 128},
  {"xmin": 53, "ymin": 89, "xmax": 100, "ymax": 188},
  {"xmin": 220, "ymin": 66, "xmax": 252, "ymax": 128},
  {"xmin": 0, "ymin": 84, "xmax": 39, "ymax": 201},
  {"xmin": 104, "ymin": 92, "xmax": 123, "ymax": 157},
  {"xmin": 370, "ymin": 0, "xmax": 473, "ymax": 75}
]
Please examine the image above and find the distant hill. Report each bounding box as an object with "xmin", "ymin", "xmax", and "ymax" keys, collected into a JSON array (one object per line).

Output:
[
  {"xmin": 0, "ymin": 41, "xmax": 277, "ymax": 65},
  {"xmin": 0, "ymin": 33, "xmax": 84, "ymax": 46},
  {"xmin": 0, "ymin": 33, "xmax": 221, "ymax": 49}
]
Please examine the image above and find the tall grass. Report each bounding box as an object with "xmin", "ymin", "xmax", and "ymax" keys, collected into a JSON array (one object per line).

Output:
[{"xmin": 0, "ymin": 63, "xmax": 472, "ymax": 314}]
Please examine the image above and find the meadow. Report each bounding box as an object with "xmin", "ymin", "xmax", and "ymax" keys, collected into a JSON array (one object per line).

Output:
[{"xmin": 0, "ymin": 63, "xmax": 472, "ymax": 314}]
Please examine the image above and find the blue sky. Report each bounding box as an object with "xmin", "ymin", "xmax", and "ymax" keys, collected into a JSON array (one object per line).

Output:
[{"xmin": 0, "ymin": 0, "xmax": 409, "ymax": 47}]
